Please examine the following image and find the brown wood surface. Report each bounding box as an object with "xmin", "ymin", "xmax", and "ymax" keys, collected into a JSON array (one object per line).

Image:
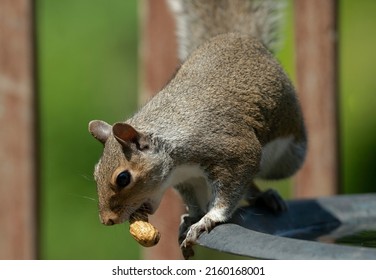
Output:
[
  {"xmin": 0, "ymin": 0, "xmax": 38, "ymax": 259},
  {"xmin": 293, "ymin": 0, "xmax": 339, "ymax": 197},
  {"xmin": 139, "ymin": 0, "xmax": 185, "ymax": 260}
]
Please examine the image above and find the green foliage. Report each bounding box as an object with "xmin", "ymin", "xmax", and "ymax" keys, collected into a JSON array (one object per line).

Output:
[
  {"xmin": 37, "ymin": 0, "xmax": 140, "ymax": 259},
  {"xmin": 335, "ymin": 230, "xmax": 376, "ymax": 248},
  {"xmin": 340, "ymin": 0, "xmax": 376, "ymax": 193}
]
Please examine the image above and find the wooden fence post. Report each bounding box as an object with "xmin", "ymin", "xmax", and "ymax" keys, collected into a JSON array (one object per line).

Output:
[
  {"xmin": 139, "ymin": 0, "xmax": 185, "ymax": 259},
  {"xmin": 293, "ymin": 0, "xmax": 340, "ymax": 197},
  {"xmin": 0, "ymin": 0, "xmax": 39, "ymax": 259}
]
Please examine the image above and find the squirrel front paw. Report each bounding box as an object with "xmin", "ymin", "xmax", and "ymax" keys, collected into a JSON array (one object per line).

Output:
[{"xmin": 180, "ymin": 216, "xmax": 216, "ymax": 259}]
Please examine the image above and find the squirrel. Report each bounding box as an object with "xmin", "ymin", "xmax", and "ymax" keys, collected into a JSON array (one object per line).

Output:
[{"xmin": 88, "ymin": 0, "xmax": 306, "ymax": 259}]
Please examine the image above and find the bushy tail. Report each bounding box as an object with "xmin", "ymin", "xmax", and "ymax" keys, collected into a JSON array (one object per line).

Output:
[{"xmin": 167, "ymin": 0, "xmax": 285, "ymax": 61}]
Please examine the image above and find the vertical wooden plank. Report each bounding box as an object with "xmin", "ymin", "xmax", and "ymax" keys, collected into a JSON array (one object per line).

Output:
[
  {"xmin": 293, "ymin": 0, "xmax": 339, "ymax": 197},
  {"xmin": 139, "ymin": 0, "xmax": 185, "ymax": 259},
  {"xmin": 0, "ymin": 0, "xmax": 38, "ymax": 259}
]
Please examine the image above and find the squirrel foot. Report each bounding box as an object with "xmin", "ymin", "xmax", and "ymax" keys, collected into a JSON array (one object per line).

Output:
[{"xmin": 254, "ymin": 189, "xmax": 288, "ymax": 213}]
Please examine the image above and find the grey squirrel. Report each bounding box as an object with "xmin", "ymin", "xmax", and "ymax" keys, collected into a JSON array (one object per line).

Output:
[{"xmin": 88, "ymin": 0, "xmax": 306, "ymax": 259}]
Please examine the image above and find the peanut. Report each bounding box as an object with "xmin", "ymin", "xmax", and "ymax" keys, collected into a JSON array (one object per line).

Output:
[{"xmin": 129, "ymin": 211, "xmax": 160, "ymax": 247}]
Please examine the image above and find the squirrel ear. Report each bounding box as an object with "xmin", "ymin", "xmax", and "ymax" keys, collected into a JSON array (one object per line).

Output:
[
  {"xmin": 112, "ymin": 123, "xmax": 149, "ymax": 151},
  {"xmin": 88, "ymin": 120, "xmax": 111, "ymax": 144}
]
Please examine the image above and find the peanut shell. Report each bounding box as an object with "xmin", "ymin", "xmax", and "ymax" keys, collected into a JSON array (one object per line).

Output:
[{"xmin": 129, "ymin": 212, "xmax": 160, "ymax": 247}]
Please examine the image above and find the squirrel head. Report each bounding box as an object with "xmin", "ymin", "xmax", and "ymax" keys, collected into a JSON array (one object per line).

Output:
[{"xmin": 88, "ymin": 120, "xmax": 165, "ymax": 225}]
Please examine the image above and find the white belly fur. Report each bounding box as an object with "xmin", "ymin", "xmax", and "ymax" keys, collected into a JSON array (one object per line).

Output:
[
  {"xmin": 161, "ymin": 164, "xmax": 207, "ymax": 188},
  {"xmin": 161, "ymin": 164, "xmax": 211, "ymax": 211}
]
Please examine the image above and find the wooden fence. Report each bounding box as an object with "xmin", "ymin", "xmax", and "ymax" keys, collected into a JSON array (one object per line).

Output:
[{"xmin": 0, "ymin": 0, "xmax": 38, "ymax": 259}]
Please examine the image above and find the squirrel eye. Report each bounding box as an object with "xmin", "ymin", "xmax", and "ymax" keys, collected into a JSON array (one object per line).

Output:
[{"xmin": 116, "ymin": 171, "xmax": 131, "ymax": 188}]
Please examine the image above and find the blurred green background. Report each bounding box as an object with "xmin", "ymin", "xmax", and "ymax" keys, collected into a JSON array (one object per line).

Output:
[{"xmin": 36, "ymin": 0, "xmax": 376, "ymax": 259}]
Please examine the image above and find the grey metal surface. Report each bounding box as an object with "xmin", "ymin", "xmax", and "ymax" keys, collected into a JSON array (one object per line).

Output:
[{"xmin": 197, "ymin": 194, "xmax": 376, "ymax": 259}]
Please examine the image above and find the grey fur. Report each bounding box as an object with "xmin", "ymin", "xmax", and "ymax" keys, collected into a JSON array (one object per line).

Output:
[
  {"xmin": 89, "ymin": 0, "xmax": 306, "ymax": 259},
  {"xmin": 167, "ymin": 0, "xmax": 286, "ymax": 61}
]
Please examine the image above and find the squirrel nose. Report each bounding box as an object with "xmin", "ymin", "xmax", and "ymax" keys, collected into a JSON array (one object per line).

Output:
[
  {"xmin": 99, "ymin": 213, "xmax": 117, "ymax": 226},
  {"xmin": 104, "ymin": 219, "xmax": 115, "ymax": 226}
]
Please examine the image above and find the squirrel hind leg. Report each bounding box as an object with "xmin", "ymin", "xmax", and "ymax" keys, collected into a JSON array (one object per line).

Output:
[
  {"xmin": 254, "ymin": 189, "xmax": 288, "ymax": 213},
  {"xmin": 245, "ymin": 181, "xmax": 287, "ymax": 213}
]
